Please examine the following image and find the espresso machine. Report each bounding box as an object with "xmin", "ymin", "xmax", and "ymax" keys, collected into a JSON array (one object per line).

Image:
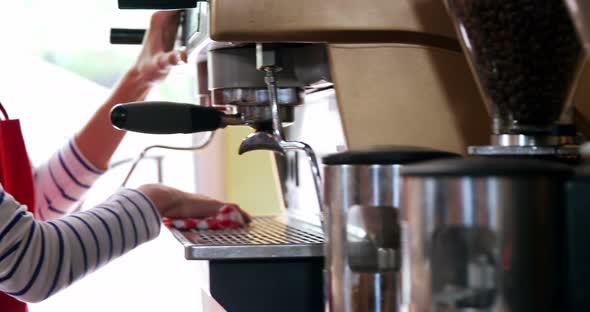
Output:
[{"xmin": 108, "ymin": 0, "xmax": 590, "ymax": 311}]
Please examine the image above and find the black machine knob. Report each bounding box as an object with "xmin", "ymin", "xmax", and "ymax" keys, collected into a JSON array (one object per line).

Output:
[
  {"xmin": 118, "ymin": 0, "xmax": 198, "ymax": 9},
  {"xmin": 111, "ymin": 102, "xmax": 226, "ymax": 134},
  {"xmin": 110, "ymin": 28, "xmax": 146, "ymax": 45}
]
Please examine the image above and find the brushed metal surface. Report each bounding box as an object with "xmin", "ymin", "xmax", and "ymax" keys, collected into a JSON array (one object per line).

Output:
[
  {"xmin": 401, "ymin": 175, "xmax": 568, "ymax": 311},
  {"xmin": 324, "ymin": 164, "xmax": 403, "ymax": 312}
]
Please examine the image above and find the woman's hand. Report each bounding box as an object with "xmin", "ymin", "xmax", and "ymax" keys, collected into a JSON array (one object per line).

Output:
[
  {"xmin": 74, "ymin": 11, "xmax": 189, "ymax": 171},
  {"xmin": 137, "ymin": 184, "xmax": 251, "ymax": 222},
  {"xmin": 131, "ymin": 11, "xmax": 187, "ymax": 86}
]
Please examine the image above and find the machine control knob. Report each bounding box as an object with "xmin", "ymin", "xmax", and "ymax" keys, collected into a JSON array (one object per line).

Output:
[{"xmin": 118, "ymin": 0, "xmax": 198, "ymax": 9}]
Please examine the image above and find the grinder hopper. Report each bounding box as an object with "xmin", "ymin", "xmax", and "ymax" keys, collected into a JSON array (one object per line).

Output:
[
  {"xmin": 566, "ymin": 0, "xmax": 590, "ymax": 54},
  {"xmin": 445, "ymin": 0, "xmax": 583, "ymax": 138}
]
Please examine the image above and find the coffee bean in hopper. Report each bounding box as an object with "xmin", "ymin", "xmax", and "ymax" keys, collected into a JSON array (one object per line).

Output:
[{"xmin": 446, "ymin": 0, "xmax": 582, "ymax": 133}]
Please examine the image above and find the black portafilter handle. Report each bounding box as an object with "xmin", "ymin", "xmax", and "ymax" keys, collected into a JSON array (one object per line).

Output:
[
  {"xmin": 110, "ymin": 28, "xmax": 146, "ymax": 45},
  {"xmin": 118, "ymin": 0, "xmax": 197, "ymax": 9},
  {"xmin": 111, "ymin": 102, "xmax": 226, "ymax": 134}
]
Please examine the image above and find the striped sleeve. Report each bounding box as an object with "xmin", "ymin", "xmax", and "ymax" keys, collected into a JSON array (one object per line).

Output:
[
  {"xmin": 33, "ymin": 139, "xmax": 105, "ymax": 220},
  {"xmin": 0, "ymin": 184, "xmax": 161, "ymax": 303}
]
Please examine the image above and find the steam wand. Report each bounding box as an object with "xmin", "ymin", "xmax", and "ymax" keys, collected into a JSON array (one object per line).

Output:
[
  {"xmin": 238, "ymin": 44, "xmax": 326, "ymax": 229},
  {"xmin": 118, "ymin": 131, "xmax": 215, "ymax": 187}
]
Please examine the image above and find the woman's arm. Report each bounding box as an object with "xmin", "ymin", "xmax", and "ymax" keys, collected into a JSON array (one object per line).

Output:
[
  {"xmin": 0, "ymin": 186, "xmax": 159, "ymax": 303},
  {"xmin": 0, "ymin": 183, "xmax": 238, "ymax": 303},
  {"xmin": 33, "ymin": 139, "xmax": 104, "ymax": 220},
  {"xmin": 33, "ymin": 11, "xmax": 187, "ymax": 219},
  {"xmin": 75, "ymin": 10, "xmax": 186, "ymax": 171}
]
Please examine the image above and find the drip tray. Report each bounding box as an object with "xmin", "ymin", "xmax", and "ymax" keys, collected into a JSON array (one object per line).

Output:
[{"xmin": 168, "ymin": 216, "xmax": 325, "ymax": 260}]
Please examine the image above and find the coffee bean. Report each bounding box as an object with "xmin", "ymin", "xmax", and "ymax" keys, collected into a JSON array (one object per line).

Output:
[{"xmin": 447, "ymin": 0, "xmax": 582, "ymax": 133}]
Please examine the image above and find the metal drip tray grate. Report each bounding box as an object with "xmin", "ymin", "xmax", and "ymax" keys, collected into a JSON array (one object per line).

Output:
[
  {"xmin": 169, "ymin": 216, "xmax": 325, "ymax": 260},
  {"xmin": 196, "ymin": 218, "xmax": 324, "ymax": 245}
]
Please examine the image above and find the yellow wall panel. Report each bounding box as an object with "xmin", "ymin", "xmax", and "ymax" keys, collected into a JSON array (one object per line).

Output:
[{"xmin": 224, "ymin": 126, "xmax": 283, "ymax": 216}]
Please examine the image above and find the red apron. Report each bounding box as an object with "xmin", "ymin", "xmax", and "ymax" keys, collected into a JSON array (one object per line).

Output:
[{"xmin": 0, "ymin": 102, "xmax": 35, "ymax": 312}]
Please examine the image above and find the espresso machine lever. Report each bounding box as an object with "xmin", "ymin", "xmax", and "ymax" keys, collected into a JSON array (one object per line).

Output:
[{"xmin": 110, "ymin": 101, "xmax": 244, "ymax": 134}]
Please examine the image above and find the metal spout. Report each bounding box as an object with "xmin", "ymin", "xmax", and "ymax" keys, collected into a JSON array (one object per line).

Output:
[
  {"xmin": 239, "ymin": 132, "xmax": 284, "ymax": 155},
  {"xmin": 237, "ymin": 44, "xmax": 327, "ymax": 229}
]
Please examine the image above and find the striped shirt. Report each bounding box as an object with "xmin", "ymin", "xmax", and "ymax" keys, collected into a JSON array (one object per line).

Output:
[
  {"xmin": 33, "ymin": 139, "xmax": 105, "ymax": 220},
  {"xmin": 0, "ymin": 139, "xmax": 161, "ymax": 303}
]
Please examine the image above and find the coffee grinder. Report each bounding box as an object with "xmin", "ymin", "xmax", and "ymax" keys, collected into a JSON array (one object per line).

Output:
[
  {"xmin": 444, "ymin": 2, "xmax": 590, "ymax": 309},
  {"xmin": 396, "ymin": 1, "xmax": 589, "ymax": 311},
  {"xmin": 445, "ymin": 0, "xmax": 584, "ymax": 160},
  {"xmin": 402, "ymin": 157, "xmax": 574, "ymax": 311}
]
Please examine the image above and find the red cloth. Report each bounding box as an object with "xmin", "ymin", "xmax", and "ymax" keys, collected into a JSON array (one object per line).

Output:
[
  {"xmin": 0, "ymin": 103, "xmax": 34, "ymax": 312},
  {"xmin": 163, "ymin": 205, "xmax": 246, "ymax": 230}
]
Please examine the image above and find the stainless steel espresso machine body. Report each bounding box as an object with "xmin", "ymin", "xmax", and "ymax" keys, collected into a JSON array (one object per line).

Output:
[{"xmin": 107, "ymin": 1, "xmax": 521, "ymax": 312}]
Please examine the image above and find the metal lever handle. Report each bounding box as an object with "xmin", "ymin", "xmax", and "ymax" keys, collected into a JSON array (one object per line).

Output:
[
  {"xmin": 110, "ymin": 28, "xmax": 146, "ymax": 45},
  {"xmin": 111, "ymin": 101, "xmax": 234, "ymax": 134},
  {"xmin": 118, "ymin": 0, "xmax": 198, "ymax": 9}
]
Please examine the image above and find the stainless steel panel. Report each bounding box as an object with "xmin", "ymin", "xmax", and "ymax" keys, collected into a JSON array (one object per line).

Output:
[
  {"xmin": 401, "ymin": 175, "xmax": 566, "ymax": 311},
  {"xmin": 324, "ymin": 164, "xmax": 402, "ymax": 312}
]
